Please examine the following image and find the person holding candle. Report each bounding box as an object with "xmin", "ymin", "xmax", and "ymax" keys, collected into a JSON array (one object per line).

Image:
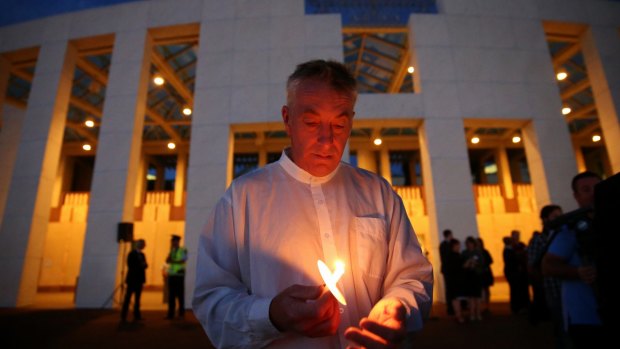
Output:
[{"xmin": 193, "ymin": 59, "xmax": 433, "ymax": 348}]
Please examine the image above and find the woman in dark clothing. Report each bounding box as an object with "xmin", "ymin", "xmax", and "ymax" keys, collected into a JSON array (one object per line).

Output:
[
  {"xmin": 444, "ymin": 239, "xmax": 466, "ymax": 323},
  {"xmin": 462, "ymin": 236, "xmax": 484, "ymax": 321},
  {"xmin": 477, "ymin": 237, "xmax": 494, "ymax": 314}
]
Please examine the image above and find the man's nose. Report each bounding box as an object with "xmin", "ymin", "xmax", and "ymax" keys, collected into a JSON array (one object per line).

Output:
[{"xmin": 318, "ymin": 123, "xmax": 333, "ymax": 144}]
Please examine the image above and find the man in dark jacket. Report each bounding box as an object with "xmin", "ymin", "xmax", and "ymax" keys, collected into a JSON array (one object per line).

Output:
[
  {"xmin": 439, "ymin": 229, "xmax": 455, "ymax": 315},
  {"xmin": 121, "ymin": 239, "xmax": 148, "ymax": 322}
]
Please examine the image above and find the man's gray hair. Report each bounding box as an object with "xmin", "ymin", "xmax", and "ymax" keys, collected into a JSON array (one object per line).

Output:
[{"xmin": 286, "ymin": 59, "xmax": 357, "ymax": 105}]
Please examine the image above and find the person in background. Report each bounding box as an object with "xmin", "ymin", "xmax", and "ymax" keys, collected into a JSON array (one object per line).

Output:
[
  {"xmin": 439, "ymin": 229, "xmax": 455, "ymax": 315},
  {"xmin": 461, "ymin": 236, "xmax": 483, "ymax": 321},
  {"xmin": 530, "ymin": 204, "xmax": 570, "ymax": 348},
  {"xmin": 444, "ymin": 239, "xmax": 466, "ymax": 323},
  {"xmin": 503, "ymin": 235, "xmax": 521, "ymax": 315},
  {"xmin": 166, "ymin": 234, "xmax": 187, "ymax": 320},
  {"xmin": 506, "ymin": 230, "xmax": 530, "ymax": 314},
  {"xmin": 543, "ymin": 171, "xmax": 604, "ymax": 348},
  {"xmin": 476, "ymin": 237, "xmax": 494, "ymax": 315},
  {"xmin": 121, "ymin": 239, "xmax": 147, "ymax": 322},
  {"xmin": 527, "ymin": 230, "xmax": 548, "ymax": 325}
]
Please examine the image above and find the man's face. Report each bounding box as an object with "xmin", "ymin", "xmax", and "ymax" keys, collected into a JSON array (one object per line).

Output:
[
  {"xmin": 282, "ymin": 79, "xmax": 354, "ymax": 177},
  {"xmin": 573, "ymin": 176, "xmax": 601, "ymax": 208}
]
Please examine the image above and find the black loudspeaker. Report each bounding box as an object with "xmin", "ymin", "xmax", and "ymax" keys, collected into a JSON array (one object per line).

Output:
[{"xmin": 117, "ymin": 222, "xmax": 134, "ymax": 243}]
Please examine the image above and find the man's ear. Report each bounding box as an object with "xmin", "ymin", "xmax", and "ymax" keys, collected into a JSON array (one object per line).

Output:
[{"xmin": 282, "ymin": 105, "xmax": 291, "ymax": 134}]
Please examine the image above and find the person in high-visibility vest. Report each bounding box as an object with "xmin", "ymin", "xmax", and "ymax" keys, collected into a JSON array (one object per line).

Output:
[{"xmin": 166, "ymin": 234, "xmax": 187, "ymax": 319}]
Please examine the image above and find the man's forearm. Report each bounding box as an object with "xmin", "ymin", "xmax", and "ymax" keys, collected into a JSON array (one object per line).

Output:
[{"xmin": 542, "ymin": 254, "xmax": 579, "ymax": 280}]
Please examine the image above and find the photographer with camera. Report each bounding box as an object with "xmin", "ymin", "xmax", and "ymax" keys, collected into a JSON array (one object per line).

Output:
[{"xmin": 542, "ymin": 171, "xmax": 602, "ymax": 348}]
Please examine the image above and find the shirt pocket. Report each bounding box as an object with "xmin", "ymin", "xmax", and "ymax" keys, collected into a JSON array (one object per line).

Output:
[{"xmin": 354, "ymin": 217, "xmax": 388, "ymax": 279}]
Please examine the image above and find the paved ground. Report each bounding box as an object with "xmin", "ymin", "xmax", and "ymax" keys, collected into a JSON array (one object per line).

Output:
[{"xmin": 0, "ymin": 301, "xmax": 554, "ymax": 349}]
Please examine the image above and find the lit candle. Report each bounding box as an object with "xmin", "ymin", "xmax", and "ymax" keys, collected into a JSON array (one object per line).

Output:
[{"xmin": 317, "ymin": 259, "xmax": 347, "ymax": 305}]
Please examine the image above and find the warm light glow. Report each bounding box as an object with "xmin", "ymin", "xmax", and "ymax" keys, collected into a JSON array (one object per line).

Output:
[
  {"xmin": 556, "ymin": 70, "xmax": 568, "ymax": 81},
  {"xmin": 484, "ymin": 163, "xmax": 498, "ymax": 175},
  {"xmin": 317, "ymin": 259, "xmax": 347, "ymax": 305},
  {"xmin": 84, "ymin": 119, "xmax": 95, "ymax": 128},
  {"xmin": 407, "ymin": 66, "xmax": 415, "ymax": 74},
  {"xmin": 562, "ymin": 106, "xmax": 572, "ymax": 115},
  {"xmin": 82, "ymin": 144, "xmax": 92, "ymax": 151},
  {"xmin": 167, "ymin": 142, "xmax": 176, "ymax": 150},
  {"xmin": 333, "ymin": 261, "xmax": 345, "ymax": 281},
  {"xmin": 512, "ymin": 135, "xmax": 521, "ymax": 143},
  {"xmin": 592, "ymin": 134, "xmax": 601, "ymax": 142},
  {"xmin": 182, "ymin": 107, "xmax": 192, "ymax": 116},
  {"xmin": 153, "ymin": 75, "xmax": 165, "ymax": 86},
  {"xmin": 471, "ymin": 136, "xmax": 480, "ymax": 144},
  {"xmin": 373, "ymin": 138, "xmax": 382, "ymax": 146}
]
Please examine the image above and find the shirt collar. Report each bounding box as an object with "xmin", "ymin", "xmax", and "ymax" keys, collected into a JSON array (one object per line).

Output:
[{"xmin": 278, "ymin": 148, "xmax": 339, "ymax": 185}]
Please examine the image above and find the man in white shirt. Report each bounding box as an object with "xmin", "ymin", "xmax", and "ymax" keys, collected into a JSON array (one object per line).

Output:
[{"xmin": 193, "ymin": 60, "xmax": 433, "ymax": 348}]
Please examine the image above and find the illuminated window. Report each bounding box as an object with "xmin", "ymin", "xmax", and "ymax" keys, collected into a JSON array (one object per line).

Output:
[
  {"xmin": 390, "ymin": 151, "xmax": 421, "ymax": 186},
  {"xmin": 233, "ymin": 153, "xmax": 259, "ymax": 179}
]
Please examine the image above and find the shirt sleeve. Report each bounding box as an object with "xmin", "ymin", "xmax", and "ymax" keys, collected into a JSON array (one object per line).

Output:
[
  {"xmin": 381, "ymin": 187, "xmax": 434, "ymax": 332},
  {"xmin": 547, "ymin": 226, "xmax": 575, "ymax": 261},
  {"xmin": 192, "ymin": 191, "xmax": 282, "ymax": 348},
  {"xmin": 527, "ymin": 237, "xmax": 541, "ymax": 267}
]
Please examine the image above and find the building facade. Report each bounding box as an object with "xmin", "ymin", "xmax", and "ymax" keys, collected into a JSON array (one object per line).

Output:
[{"xmin": 0, "ymin": 0, "xmax": 618, "ymax": 308}]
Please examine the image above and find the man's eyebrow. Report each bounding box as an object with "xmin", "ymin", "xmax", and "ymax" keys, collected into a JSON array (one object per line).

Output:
[
  {"xmin": 335, "ymin": 110, "xmax": 354, "ymax": 119},
  {"xmin": 301, "ymin": 108, "xmax": 320, "ymax": 116}
]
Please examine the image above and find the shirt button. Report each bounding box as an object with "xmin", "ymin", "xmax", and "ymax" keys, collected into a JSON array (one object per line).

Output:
[
  {"xmin": 339, "ymin": 307, "xmax": 344, "ymax": 314},
  {"xmin": 318, "ymin": 200, "xmax": 324, "ymax": 205},
  {"xmin": 324, "ymin": 233, "xmax": 330, "ymax": 238}
]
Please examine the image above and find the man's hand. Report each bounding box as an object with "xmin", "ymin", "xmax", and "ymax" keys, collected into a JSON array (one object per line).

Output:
[
  {"xmin": 269, "ymin": 284, "xmax": 341, "ymax": 337},
  {"xmin": 344, "ymin": 298, "xmax": 407, "ymax": 349},
  {"xmin": 578, "ymin": 265, "xmax": 596, "ymax": 284}
]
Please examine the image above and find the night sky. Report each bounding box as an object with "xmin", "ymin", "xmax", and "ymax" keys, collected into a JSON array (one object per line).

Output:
[{"xmin": 0, "ymin": 0, "xmax": 143, "ymax": 27}]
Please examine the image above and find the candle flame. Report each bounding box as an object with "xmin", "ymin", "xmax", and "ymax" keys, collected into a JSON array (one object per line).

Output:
[{"xmin": 317, "ymin": 259, "xmax": 347, "ymax": 305}]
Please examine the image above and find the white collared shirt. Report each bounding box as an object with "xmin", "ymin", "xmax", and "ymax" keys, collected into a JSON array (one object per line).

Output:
[{"xmin": 193, "ymin": 150, "xmax": 433, "ymax": 348}]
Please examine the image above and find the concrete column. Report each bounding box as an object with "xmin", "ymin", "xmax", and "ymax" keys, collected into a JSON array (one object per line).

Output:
[
  {"xmin": 258, "ymin": 149, "xmax": 267, "ymax": 168},
  {"xmin": 419, "ymin": 119, "xmax": 479, "ymax": 240},
  {"xmin": 581, "ymin": 27, "xmax": 620, "ymax": 173},
  {"xmin": 409, "ymin": 11, "xmax": 480, "ymax": 303},
  {"xmin": 174, "ymin": 151, "xmax": 187, "ymax": 207},
  {"xmin": 155, "ymin": 163, "xmax": 165, "ymax": 190},
  {"xmin": 573, "ymin": 143, "xmax": 586, "ymax": 173},
  {"xmin": 410, "ymin": 156, "xmax": 419, "ymax": 185},
  {"xmin": 256, "ymin": 133, "xmax": 267, "ymax": 167},
  {"xmin": 75, "ymin": 30, "xmax": 152, "ymax": 308},
  {"xmin": 184, "ymin": 18, "xmax": 238, "ymax": 307},
  {"xmin": 356, "ymin": 148, "xmax": 377, "ymax": 173},
  {"xmin": 0, "ymin": 105, "xmax": 25, "ymax": 230},
  {"xmin": 419, "ymin": 119, "xmax": 479, "ymax": 302},
  {"xmin": 522, "ymin": 118, "xmax": 577, "ymax": 211},
  {"xmin": 134, "ymin": 154, "xmax": 146, "ymax": 207},
  {"xmin": 496, "ymin": 146, "xmax": 514, "ymax": 199},
  {"xmin": 50, "ymin": 154, "xmax": 68, "ymax": 209},
  {"xmin": 380, "ymin": 148, "xmax": 392, "ymax": 184},
  {"xmin": 0, "ymin": 41, "xmax": 78, "ymax": 306}
]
